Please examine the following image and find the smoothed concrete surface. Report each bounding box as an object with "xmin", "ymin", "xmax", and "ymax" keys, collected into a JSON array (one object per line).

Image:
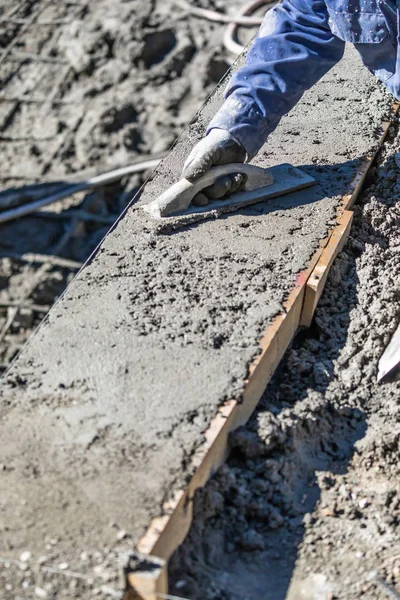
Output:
[{"xmin": 0, "ymin": 46, "xmax": 393, "ymax": 594}]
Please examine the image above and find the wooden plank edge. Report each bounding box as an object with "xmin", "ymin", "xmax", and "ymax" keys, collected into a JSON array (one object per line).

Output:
[
  {"xmin": 343, "ymin": 101, "xmax": 400, "ymax": 210},
  {"xmin": 127, "ymin": 102, "xmax": 400, "ymax": 597},
  {"xmin": 127, "ymin": 248, "xmax": 325, "ymax": 598},
  {"xmin": 126, "ymin": 558, "xmax": 167, "ymax": 600},
  {"xmin": 301, "ymin": 101, "xmax": 400, "ymax": 327},
  {"xmin": 300, "ymin": 210, "xmax": 353, "ymax": 328}
]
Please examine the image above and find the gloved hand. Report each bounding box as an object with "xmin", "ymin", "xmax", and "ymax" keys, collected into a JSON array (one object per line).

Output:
[{"xmin": 182, "ymin": 128, "xmax": 247, "ymax": 207}]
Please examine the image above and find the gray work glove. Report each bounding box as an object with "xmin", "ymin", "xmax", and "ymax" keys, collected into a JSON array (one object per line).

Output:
[{"xmin": 182, "ymin": 128, "xmax": 247, "ymax": 207}]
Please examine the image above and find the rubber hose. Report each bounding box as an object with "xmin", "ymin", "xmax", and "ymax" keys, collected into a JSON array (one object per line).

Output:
[
  {"xmin": 0, "ymin": 159, "xmax": 161, "ymax": 225},
  {"xmin": 175, "ymin": 0, "xmax": 264, "ymax": 25},
  {"xmin": 224, "ymin": 0, "xmax": 276, "ymax": 55},
  {"xmin": 1, "ymin": 2, "xmax": 275, "ymax": 224}
]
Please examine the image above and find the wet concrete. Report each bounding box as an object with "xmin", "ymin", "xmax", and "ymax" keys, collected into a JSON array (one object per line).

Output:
[
  {"xmin": 169, "ymin": 112, "xmax": 400, "ymax": 600},
  {"xmin": 0, "ymin": 46, "xmax": 393, "ymax": 596}
]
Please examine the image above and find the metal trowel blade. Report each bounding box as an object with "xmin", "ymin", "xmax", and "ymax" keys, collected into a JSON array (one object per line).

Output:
[
  {"xmin": 173, "ymin": 163, "xmax": 315, "ymax": 218},
  {"xmin": 378, "ymin": 323, "xmax": 400, "ymax": 381}
]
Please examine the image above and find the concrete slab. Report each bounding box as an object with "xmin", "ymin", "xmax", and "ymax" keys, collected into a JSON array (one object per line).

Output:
[{"xmin": 0, "ymin": 46, "xmax": 393, "ymax": 597}]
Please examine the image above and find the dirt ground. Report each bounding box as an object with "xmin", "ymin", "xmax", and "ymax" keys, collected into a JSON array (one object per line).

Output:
[{"xmin": 1, "ymin": 1, "xmax": 400, "ymax": 600}]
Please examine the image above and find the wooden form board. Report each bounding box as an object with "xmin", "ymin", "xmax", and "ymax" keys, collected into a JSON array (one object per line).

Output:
[
  {"xmin": 127, "ymin": 105, "xmax": 400, "ymax": 599},
  {"xmin": 126, "ymin": 562, "xmax": 167, "ymax": 600},
  {"xmin": 301, "ymin": 102, "xmax": 399, "ymax": 326},
  {"xmin": 127, "ymin": 248, "xmax": 321, "ymax": 600},
  {"xmin": 301, "ymin": 210, "xmax": 353, "ymax": 328}
]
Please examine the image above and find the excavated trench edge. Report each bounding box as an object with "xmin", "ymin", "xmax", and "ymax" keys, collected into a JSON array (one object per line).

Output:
[{"xmin": 125, "ymin": 103, "xmax": 400, "ymax": 600}]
